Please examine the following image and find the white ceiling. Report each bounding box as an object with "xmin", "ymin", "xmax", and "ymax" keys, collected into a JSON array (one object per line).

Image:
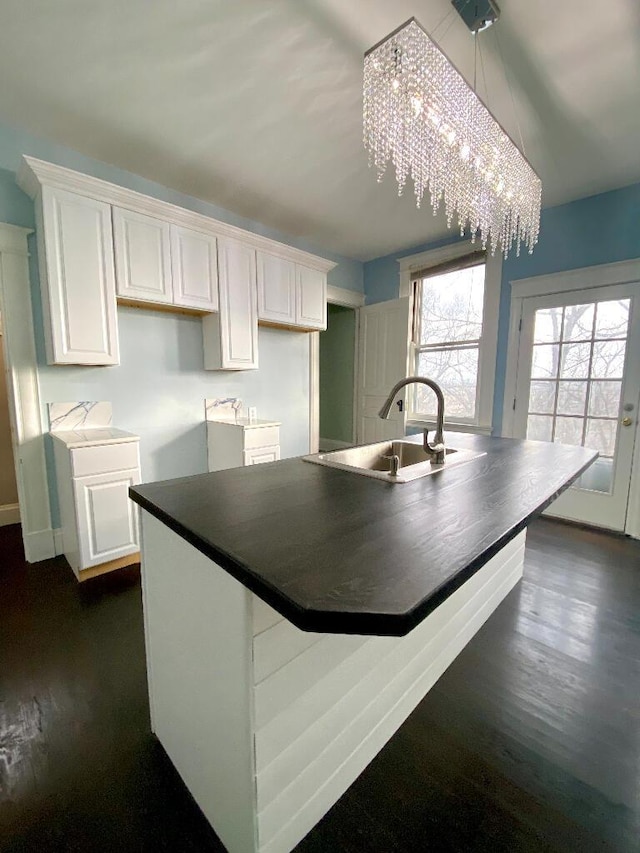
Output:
[{"xmin": 1, "ymin": 0, "xmax": 639, "ymax": 260}]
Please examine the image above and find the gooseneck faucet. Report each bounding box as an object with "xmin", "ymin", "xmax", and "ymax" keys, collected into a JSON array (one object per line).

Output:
[{"xmin": 378, "ymin": 376, "xmax": 446, "ymax": 465}]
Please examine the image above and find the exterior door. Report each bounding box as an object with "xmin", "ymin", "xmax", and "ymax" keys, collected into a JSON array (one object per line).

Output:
[
  {"xmin": 356, "ymin": 298, "xmax": 411, "ymax": 444},
  {"xmin": 513, "ymin": 283, "xmax": 640, "ymax": 531}
]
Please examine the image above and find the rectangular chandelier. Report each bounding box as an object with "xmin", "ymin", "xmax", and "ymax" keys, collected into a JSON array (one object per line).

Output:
[{"xmin": 363, "ymin": 17, "xmax": 541, "ymax": 258}]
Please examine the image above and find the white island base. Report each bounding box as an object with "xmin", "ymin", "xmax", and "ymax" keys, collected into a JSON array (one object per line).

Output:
[{"xmin": 140, "ymin": 511, "xmax": 525, "ymax": 853}]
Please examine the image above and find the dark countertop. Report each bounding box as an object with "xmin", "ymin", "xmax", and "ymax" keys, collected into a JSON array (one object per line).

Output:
[{"xmin": 130, "ymin": 434, "xmax": 596, "ymax": 636}]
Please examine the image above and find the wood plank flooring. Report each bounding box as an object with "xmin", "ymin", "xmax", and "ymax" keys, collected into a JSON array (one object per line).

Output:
[{"xmin": 1, "ymin": 519, "xmax": 638, "ymax": 852}]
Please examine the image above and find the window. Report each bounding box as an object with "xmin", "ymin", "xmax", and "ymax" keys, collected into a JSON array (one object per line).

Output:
[{"xmin": 411, "ymin": 254, "xmax": 489, "ymax": 424}]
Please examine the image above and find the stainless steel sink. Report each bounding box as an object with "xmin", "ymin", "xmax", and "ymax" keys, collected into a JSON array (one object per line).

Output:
[{"xmin": 303, "ymin": 439, "xmax": 485, "ymax": 483}]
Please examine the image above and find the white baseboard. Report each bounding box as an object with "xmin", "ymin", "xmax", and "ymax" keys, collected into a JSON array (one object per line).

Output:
[
  {"xmin": 0, "ymin": 502, "xmax": 20, "ymax": 527},
  {"xmin": 318, "ymin": 438, "xmax": 353, "ymax": 452},
  {"xmin": 23, "ymin": 527, "xmax": 56, "ymax": 563}
]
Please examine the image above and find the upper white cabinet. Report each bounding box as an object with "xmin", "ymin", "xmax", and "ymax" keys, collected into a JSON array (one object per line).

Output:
[
  {"xmin": 296, "ymin": 265, "xmax": 327, "ymax": 329},
  {"xmin": 257, "ymin": 253, "xmax": 296, "ymax": 325},
  {"xmin": 203, "ymin": 237, "xmax": 258, "ymax": 370},
  {"xmin": 18, "ymin": 157, "xmax": 336, "ymax": 369},
  {"xmin": 113, "ymin": 207, "xmax": 172, "ymax": 305},
  {"xmin": 171, "ymin": 226, "xmax": 219, "ymax": 312},
  {"xmin": 257, "ymin": 251, "xmax": 327, "ymax": 331},
  {"xmin": 113, "ymin": 209, "xmax": 219, "ymax": 313},
  {"xmin": 35, "ymin": 186, "xmax": 120, "ymax": 366}
]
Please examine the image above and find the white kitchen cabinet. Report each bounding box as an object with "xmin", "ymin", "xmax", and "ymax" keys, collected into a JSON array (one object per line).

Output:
[
  {"xmin": 113, "ymin": 207, "xmax": 173, "ymax": 305},
  {"xmin": 257, "ymin": 252, "xmax": 328, "ymax": 331},
  {"xmin": 203, "ymin": 237, "xmax": 258, "ymax": 370},
  {"xmin": 207, "ymin": 419, "xmax": 280, "ymax": 471},
  {"xmin": 257, "ymin": 252, "xmax": 296, "ymax": 325},
  {"xmin": 296, "ymin": 264, "xmax": 327, "ymax": 329},
  {"xmin": 170, "ymin": 225, "xmax": 219, "ymax": 312},
  {"xmin": 52, "ymin": 429, "xmax": 141, "ymax": 580},
  {"xmin": 35, "ymin": 186, "xmax": 120, "ymax": 365}
]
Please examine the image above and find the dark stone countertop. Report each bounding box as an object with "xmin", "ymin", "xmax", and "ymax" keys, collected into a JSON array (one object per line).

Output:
[{"xmin": 129, "ymin": 433, "xmax": 596, "ymax": 636}]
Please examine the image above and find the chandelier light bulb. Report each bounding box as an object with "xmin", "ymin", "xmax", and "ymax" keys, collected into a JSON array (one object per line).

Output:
[{"xmin": 363, "ymin": 17, "xmax": 541, "ymax": 257}]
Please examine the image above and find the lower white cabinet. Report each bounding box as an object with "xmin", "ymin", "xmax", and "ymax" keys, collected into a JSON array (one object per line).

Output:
[
  {"xmin": 207, "ymin": 420, "xmax": 280, "ymax": 472},
  {"xmin": 52, "ymin": 431, "xmax": 141, "ymax": 579}
]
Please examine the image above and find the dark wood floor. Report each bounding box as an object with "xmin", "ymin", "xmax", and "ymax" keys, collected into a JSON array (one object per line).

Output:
[{"xmin": 1, "ymin": 520, "xmax": 638, "ymax": 853}]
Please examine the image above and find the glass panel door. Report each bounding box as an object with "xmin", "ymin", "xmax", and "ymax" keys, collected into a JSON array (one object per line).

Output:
[{"xmin": 515, "ymin": 284, "xmax": 640, "ymax": 531}]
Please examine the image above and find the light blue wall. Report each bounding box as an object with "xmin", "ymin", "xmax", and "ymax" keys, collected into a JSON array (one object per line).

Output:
[
  {"xmin": 0, "ymin": 118, "xmax": 363, "ymax": 526},
  {"xmin": 363, "ymin": 182, "xmax": 640, "ymax": 434}
]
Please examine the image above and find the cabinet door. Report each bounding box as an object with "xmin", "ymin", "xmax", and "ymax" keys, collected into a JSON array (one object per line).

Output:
[
  {"xmin": 37, "ymin": 186, "xmax": 119, "ymax": 365},
  {"xmin": 113, "ymin": 207, "xmax": 172, "ymax": 304},
  {"xmin": 257, "ymin": 252, "xmax": 296, "ymax": 325},
  {"xmin": 244, "ymin": 446, "xmax": 280, "ymax": 465},
  {"xmin": 171, "ymin": 225, "xmax": 219, "ymax": 311},
  {"xmin": 73, "ymin": 468, "xmax": 140, "ymax": 569},
  {"xmin": 296, "ymin": 266, "xmax": 327, "ymax": 330},
  {"xmin": 203, "ymin": 237, "xmax": 258, "ymax": 370}
]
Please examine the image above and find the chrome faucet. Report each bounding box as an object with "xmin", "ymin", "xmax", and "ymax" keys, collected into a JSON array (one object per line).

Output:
[{"xmin": 378, "ymin": 376, "xmax": 446, "ymax": 465}]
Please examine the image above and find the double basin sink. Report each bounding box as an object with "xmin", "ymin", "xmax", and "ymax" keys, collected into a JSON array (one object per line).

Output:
[{"xmin": 304, "ymin": 437, "xmax": 484, "ymax": 483}]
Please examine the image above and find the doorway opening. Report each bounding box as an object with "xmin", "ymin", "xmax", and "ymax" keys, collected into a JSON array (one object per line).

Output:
[
  {"xmin": 0, "ymin": 313, "xmax": 20, "ymax": 528},
  {"xmin": 319, "ymin": 303, "xmax": 357, "ymax": 452}
]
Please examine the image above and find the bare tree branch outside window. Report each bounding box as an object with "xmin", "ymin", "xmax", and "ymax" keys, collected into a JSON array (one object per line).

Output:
[{"xmin": 412, "ymin": 262, "xmax": 486, "ymax": 420}]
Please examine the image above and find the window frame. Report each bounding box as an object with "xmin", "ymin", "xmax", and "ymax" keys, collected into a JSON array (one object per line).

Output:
[{"xmin": 398, "ymin": 240, "xmax": 501, "ymax": 434}]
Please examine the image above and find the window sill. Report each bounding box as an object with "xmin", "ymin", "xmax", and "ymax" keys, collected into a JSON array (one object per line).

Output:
[{"xmin": 407, "ymin": 419, "xmax": 493, "ymax": 436}]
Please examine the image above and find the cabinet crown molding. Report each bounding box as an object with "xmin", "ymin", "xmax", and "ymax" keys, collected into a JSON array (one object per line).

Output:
[{"xmin": 17, "ymin": 156, "xmax": 337, "ymax": 275}]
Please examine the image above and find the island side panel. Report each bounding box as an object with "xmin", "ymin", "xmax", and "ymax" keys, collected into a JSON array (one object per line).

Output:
[
  {"xmin": 140, "ymin": 511, "xmax": 258, "ymax": 853},
  {"xmin": 252, "ymin": 531, "xmax": 526, "ymax": 853}
]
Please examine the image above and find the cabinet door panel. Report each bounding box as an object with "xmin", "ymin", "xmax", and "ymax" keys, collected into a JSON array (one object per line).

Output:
[
  {"xmin": 296, "ymin": 266, "xmax": 327, "ymax": 330},
  {"xmin": 204, "ymin": 237, "xmax": 258, "ymax": 369},
  {"xmin": 74, "ymin": 468, "xmax": 140, "ymax": 568},
  {"xmin": 257, "ymin": 253, "xmax": 296, "ymax": 325},
  {"xmin": 244, "ymin": 446, "xmax": 280, "ymax": 465},
  {"xmin": 113, "ymin": 207, "xmax": 172, "ymax": 304},
  {"xmin": 171, "ymin": 226, "xmax": 218, "ymax": 311},
  {"xmin": 39, "ymin": 186, "xmax": 119, "ymax": 365}
]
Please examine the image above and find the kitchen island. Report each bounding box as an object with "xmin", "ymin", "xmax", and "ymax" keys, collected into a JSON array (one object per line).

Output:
[{"xmin": 130, "ymin": 433, "xmax": 596, "ymax": 853}]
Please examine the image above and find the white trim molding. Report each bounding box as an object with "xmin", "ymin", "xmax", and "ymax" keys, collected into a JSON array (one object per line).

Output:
[
  {"xmin": 309, "ymin": 332, "xmax": 320, "ymax": 454},
  {"xmin": 326, "ymin": 285, "xmax": 365, "ymax": 308},
  {"xmin": 399, "ymin": 239, "xmax": 501, "ymax": 433},
  {"xmin": 18, "ymin": 156, "xmax": 337, "ymax": 275},
  {"xmin": 0, "ymin": 223, "xmax": 55, "ymax": 562},
  {"xmin": 510, "ymin": 258, "xmax": 640, "ymax": 299}
]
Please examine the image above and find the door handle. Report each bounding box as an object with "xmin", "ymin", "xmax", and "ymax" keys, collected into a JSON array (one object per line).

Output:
[{"xmin": 622, "ymin": 416, "xmax": 633, "ymax": 427}]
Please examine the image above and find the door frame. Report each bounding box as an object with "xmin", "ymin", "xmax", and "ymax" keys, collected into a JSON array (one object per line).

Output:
[
  {"xmin": 309, "ymin": 285, "xmax": 364, "ymax": 454},
  {"xmin": 0, "ymin": 223, "xmax": 55, "ymax": 561},
  {"xmin": 502, "ymin": 258, "xmax": 640, "ymax": 538}
]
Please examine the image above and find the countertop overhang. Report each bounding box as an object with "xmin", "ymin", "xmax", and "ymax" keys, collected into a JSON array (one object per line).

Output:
[{"xmin": 129, "ymin": 434, "xmax": 597, "ymax": 636}]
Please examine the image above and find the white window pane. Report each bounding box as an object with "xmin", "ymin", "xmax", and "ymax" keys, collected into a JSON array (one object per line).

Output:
[
  {"xmin": 588, "ymin": 381, "xmax": 622, "ymax": 418},
  {"xmin": 416, "ymin": 347, "xmax": 478, "ymax": 418},
  {"xmin": 527, "ymin": 415, "xmax": 553, "ymax": 442},
  {"xmin": 557, "ymin": 381, "xmax": 587, "ymax": 416},
  {"xmin": 419, "ymin": 264, "xmax": 485, "ymax": 345},
  {"xmin": 554, "ymin": 416, "xmax": 584, "ymax": 446},
  {"xmin": 591, "ymin": 340, "xmax": 626, "ymax": 379},
  {"xmin": 585, "ymin": 419, "xmax": 617, "ymax": 457},
  {"xmin": 562, "ymin": 303, "xmax": 594, "ymax": 341},
  {"xmin": 560, "ymin": 342, "xmax": 591, "ymax": 379},
  {"xmin": 531, "ymin": 344, "xmax": 559, "ymax": 378},
  {"xmin": 576, "ymin": 457, "xmax": 614, "ymax": 494},
  {"xmin": 594, "ymin": 299, "xmax": 629, "ymax": 339},
  {"xmin": 533, "ymin": 308, "xmax": 563, "ymax": 344},
  {"xmin": 528, "ymin": 380, "xmax": 556, "ymax": 414}
]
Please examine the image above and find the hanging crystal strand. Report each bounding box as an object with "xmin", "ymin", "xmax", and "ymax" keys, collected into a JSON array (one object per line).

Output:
[{"xmin": 363, "ymin": 19, "xmax": 542, "ymax": 258}]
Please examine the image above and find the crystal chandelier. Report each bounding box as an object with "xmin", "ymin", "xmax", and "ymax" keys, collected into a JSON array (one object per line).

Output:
[{"xmin": 363, "ymin": 17, "xmax": 541, "ymax": 257}]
